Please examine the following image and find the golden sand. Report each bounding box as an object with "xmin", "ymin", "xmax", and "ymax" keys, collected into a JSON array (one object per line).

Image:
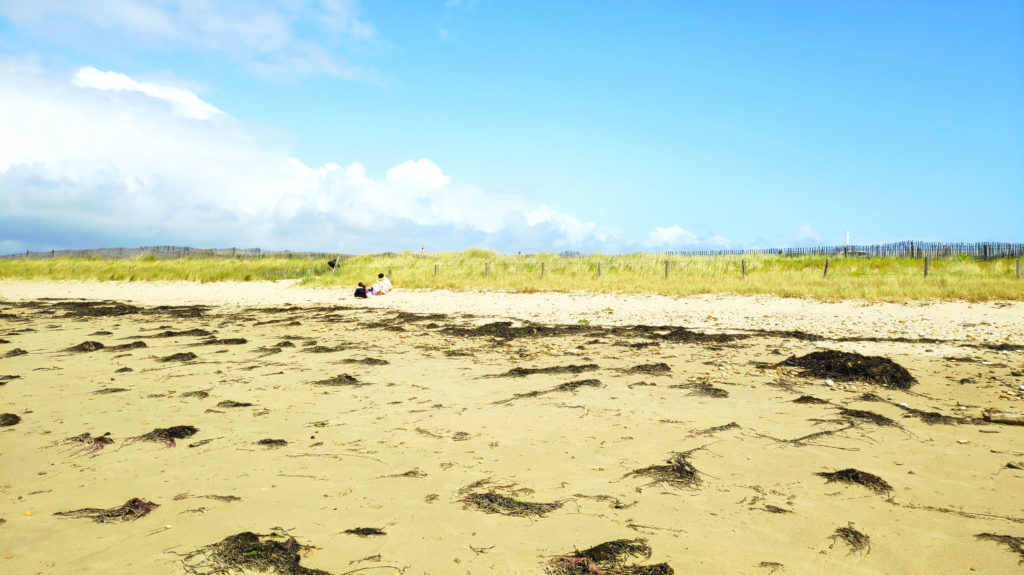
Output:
[{"xmin": 1, "ymin": 280, "xmax": 1022, "ymax": 574}]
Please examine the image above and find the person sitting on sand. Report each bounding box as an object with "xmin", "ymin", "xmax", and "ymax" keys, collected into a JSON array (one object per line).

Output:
[
  {"xmin": 354, "ymin": 282, "xmax": 368, "ymax": 298},
  {"xmin": 370, "ymin": 273, "xmax": 392, "ymax": 295}
]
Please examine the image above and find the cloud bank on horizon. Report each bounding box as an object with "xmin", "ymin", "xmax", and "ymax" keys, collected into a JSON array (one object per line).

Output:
[
  {"xmin": 0, "ymin": 60, "xmax": 729, "ymax": 254},
  {"xmin": 1, "ymin": 1, "xmax": 1020, "ymax": 254}
]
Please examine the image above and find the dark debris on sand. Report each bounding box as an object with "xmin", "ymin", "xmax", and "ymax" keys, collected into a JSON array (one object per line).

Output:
[
  {"xmin": 257, "ymin": 439, "xmax": 288, "ymax": 447},
  {"xmin": 3, "ymin": 348, "xmax": 28, "ymax": 358},
  {"xmin": 129, "ymin": 425, "xmax": 198, "ymax": 447},
  {"xmin": 547, "ymin": 538, "xmax": 674, "ymax": 575},
  {"xmin": 443, "ymin": 321, "xmax": 592, "ymax": 341},
  {"xmin": 897, "ymin": 405, "xmax": 963, "ymax": 425},
  {"xmin": 51, "ymin": 300, "xmax": 141, "ymax": 318},
  {"xmin": 461, "ymin": 492, "xmax": 563, "ymax": 517},
  {"xmin": 182, "ymin": 531, "xmax": 331, "ymax": 575},
  {"xmin": 312, "ymin": 374, "xmax": 363, "ymax": 387},
  {"xmin": 793, "ymin": 395, "xmax": 830, "ymax": 404},
  {"xmin": 627, "ymin": 452, "xmax": 702, "ymax": 489},
  {"xmin": 497, "ymin": 364, "xmax": 598, "ymax": 377},
  {"xmin": 54, "ymin": 498, "xmax": 159, "ymax": 523},
  {"xmin": 494, "ymin": 379, "xmax": 603, "ymax": 404},
  {"xmin": 0, "ymin": 413, "xmax": 21, "ymax": 426},
  {"xmin": 67, "ymin": 341, "xmax": 104, "ymax": 352},
  {"xmin": 975, "ymin": 533, "xmax": 1024, "ymax": 563},
  {"xmin": 779, "ymin": 350, "xmax": 916, "ymax": 389},
  {"xmin": 148, "ymin": 305, "xmax": 209, "ymax": 318},
  {"xmin": 626, "ymin": 363, "xmax": 671, "ymax": 375},
  {"xmin": 343, "ymin": 527, "xmax": 385, "ymax": 537},
  {"xmin": 159, "ymin": 352, "xmax": 198, "ymax": 362},
  {"xmin": 152, "ymin": 328, "xmax": 213, "ymax": 338},
  {"xmin": 690, "ymin": 383, "xmax": 729, "ymax": 398},
  {"xmin": 837, "ymin": 407, "xmax": 897, "ymax": 427},
  {"xmin": 830, "ymin": 523, "xmax": 871, "ymax": 554},
  {"xmin": 203, "ymin": 338, "xmax": 248, "ymax": 345},
  {"xmin": 109, "ymin": 341, "xmax": 147, "ymax": 351},
  {"xmin": 217, "ymin": 400, "xmax": 253, "ymax": 408},
  {"xmin": 341, "ymin": 357, "xmax": 389, "ymax": 366},
  {"xmin": 816, "ymin": 468, "xmax": 892, "ymax": 494},
  {"xmin": 64, "ymin": 431, "xmax": 115, "ymax": 454}
]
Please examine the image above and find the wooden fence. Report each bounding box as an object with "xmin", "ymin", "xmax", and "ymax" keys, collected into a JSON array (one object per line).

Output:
[{"xmin": 2, "ymin": 241, "xmax": 1022, "ymax": 261}]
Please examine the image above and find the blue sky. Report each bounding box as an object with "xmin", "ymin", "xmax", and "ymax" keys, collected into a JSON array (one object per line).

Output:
[{"xmin": 1, "ymin": 1, "xmax": 1021, "ymax": 254}]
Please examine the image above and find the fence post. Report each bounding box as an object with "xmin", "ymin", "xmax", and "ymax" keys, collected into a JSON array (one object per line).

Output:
[
  {"xmin": 388, "ymin": 265, "xmax": 391, "ymax": 278},
  {"xmin": 742, "ymin": 260, "xmax": 747, "ymax": 279},
  {"xmin": 1017, "ymin": 259, "xmax": 1021, "ymax": 279},
  {"xmin": 924, "ymin": 256, "xmax": 930, "ymax": 277},
  {"xmin": 664, "ymin": 259, "xmax": 669, "ymax": 279},
  {"xmin": 541, "ymin": 262, "xmax": 545, "ymax": 278},
  {"xmin": 434, "ymin": 264, "xmax": 438, "ymax": 276},
  {"xmin": 823, "ymin": 258, "xmax": 829, "ymax": 278},
  {"xmin": 598, "ymin": 262, "xmax": 602, "ymax": 277},
  {"xmin": 485, "ymin": 262, "xmax": 489, "ymax": 277}
]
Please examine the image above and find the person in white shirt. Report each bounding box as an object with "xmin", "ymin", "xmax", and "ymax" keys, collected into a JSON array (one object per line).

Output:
[{"xmin": 370, "ymin": 273, "xmax": 392, "ymax": 295}]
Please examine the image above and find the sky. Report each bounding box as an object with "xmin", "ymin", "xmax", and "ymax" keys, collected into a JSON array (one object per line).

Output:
[{"xmin": 1, "ymin": 1, "xmax": 1022, "ymax": 254}]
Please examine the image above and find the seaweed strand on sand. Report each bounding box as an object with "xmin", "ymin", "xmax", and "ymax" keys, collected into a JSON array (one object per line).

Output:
[
  {"xmin": 547, "ymin": 538, "xmax": 674, "ymax": 575},
  {"xmin": 181, "ymin": 531, "xmax": 332, "ymax": 575},
  {"xmin": 127, "ymin": 425, "xmax": 198, "ymax": 447},
  {"xmin": 64, "ymin": 431, "xmax": 114, "ymax": 454},
  {"xmin": 494, "ymin": 379, "xmax": 603, "ymax": 405},
  {"xmin": 816, "ymin": 468, "xmax": 892, "ymax": 494},
  {"xmin": 975, "ymin": 533, "xmax": 1024, "ymax": 563},
  {"xmin": 54, "ymin": 498, "xmax": 159, "ymax": 523},
  {"xmin": 461, "ymin": 492, "xmax": 563, "ymax": 517},
  {"xmin": 829, "ymin": 523, "xmax": 871, "ymax": 554},
  {"xmin": 626, "ymin": 449, "xmax": 704, "ymax": 490}
]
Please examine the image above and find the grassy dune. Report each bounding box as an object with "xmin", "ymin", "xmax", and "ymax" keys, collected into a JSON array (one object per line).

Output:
[{"xmin": 1, "ymin": 250, "xmax": 1021, "ymax": 301}]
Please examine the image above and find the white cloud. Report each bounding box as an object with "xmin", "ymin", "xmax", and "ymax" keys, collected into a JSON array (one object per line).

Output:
[
  {"xmin": 73, "ymin": 67, "xmax": 223, "ymax": 120},
  {"xmin": 647, "ymin": 225, "xmax": 697, "ymax": 246},
  {"xmin": 0, "ymin": 62, "xmax": 611, "ymax": 253},
  {"xmin": 788, "ymin": 222, "xmax": 822, "ymax": 246},
  {"xmin": 644, "ymin": 225, "xmax": 732, "ymax": 250},
  {"xmin": 0, "ymin": 0, "xmax": 380, "ymax": 81}
]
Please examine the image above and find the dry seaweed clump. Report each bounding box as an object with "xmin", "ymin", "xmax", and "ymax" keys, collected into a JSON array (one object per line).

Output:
[
  {"xmin": 312, "ymin": 374, "xmax": 362, "ymax": 387},
  {"xmin": 68, "ymin": 341, "xmax": 104, "ymax": 352},
  {"xmin": 160, "ymin": 352, "xmax": 198, "ymax": 362},
  {"xmin": 343, "ymin": 527, "xmax": 385, "ymax": 537},
  {"xmin": 547, "ymin": 538, "xmax": 674, "ymax": 575},
  {"xmin": 128, "ymin": 425, "xmax": 198, "ymax": 447},
  {"xmin": 461, "ymin": 492, "xmax": 563, "ymax": 517},
  {"xmin": 64, "ymin": 431, "xmax": 114, "ymax": 454},
  {"xmin": 837, "ymin": 407, "xmax": 897, "ymax": 427},
  {"xmin": 498, "ymin": 364, "xmax": 599, "ymax": 377},
  {"xmin": 626, "ymin": 363, "xmax": 671, "ymax": 375},
  {"xmin": 54, "ymin": 498, "xmax": 159, "ymax": 523},
  {"xmin": 793, "ymin": 395, "xmax": 829, "ymax": 405},
  {"xmin": 627, "ymin": 452, "xmax": 702, "ymax": 489},
  {"xmin": 217, "ymin": 400, "xmax": 254, "ymax": 408},
  {"xmin": 816, "ymin": 468, "xmax": 892, "ymax": 494},
  {"xmin": 830, "ymin": 523, "xmax": 871, "ymax": 554},
  {"xmin": 182, "ymin": 531, "xmax": 331, "ymax": 575},
  {"xmin": 0, "ymin": 413, "xmax": 21, "ymax": 426},
  {"xmin": 779, "ymin": 350, "xmax": 916, "ymax": 389},
  {"xmin": 975, "ymin": 533, "xmax": 1024, "ymax": 563},
  {"xmin": 494, "ymin": 379, "xmax": 603, "ymax": 404}
]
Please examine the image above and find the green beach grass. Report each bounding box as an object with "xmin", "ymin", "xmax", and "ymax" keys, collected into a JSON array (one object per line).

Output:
[{"xmin": 1, "ymin": 250, "xmax": 1021, "ymax": 301}]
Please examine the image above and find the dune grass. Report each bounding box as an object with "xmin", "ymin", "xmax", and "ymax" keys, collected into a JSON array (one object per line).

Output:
[{"xmin": 1, "ymin": 250, "xmax": 1021, "ymax": 301}]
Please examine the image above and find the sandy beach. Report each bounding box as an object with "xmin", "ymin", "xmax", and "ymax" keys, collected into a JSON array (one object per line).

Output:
[{"xmin": 1, "ymin": 280, "xmax": 1022, "ymax": 574}]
